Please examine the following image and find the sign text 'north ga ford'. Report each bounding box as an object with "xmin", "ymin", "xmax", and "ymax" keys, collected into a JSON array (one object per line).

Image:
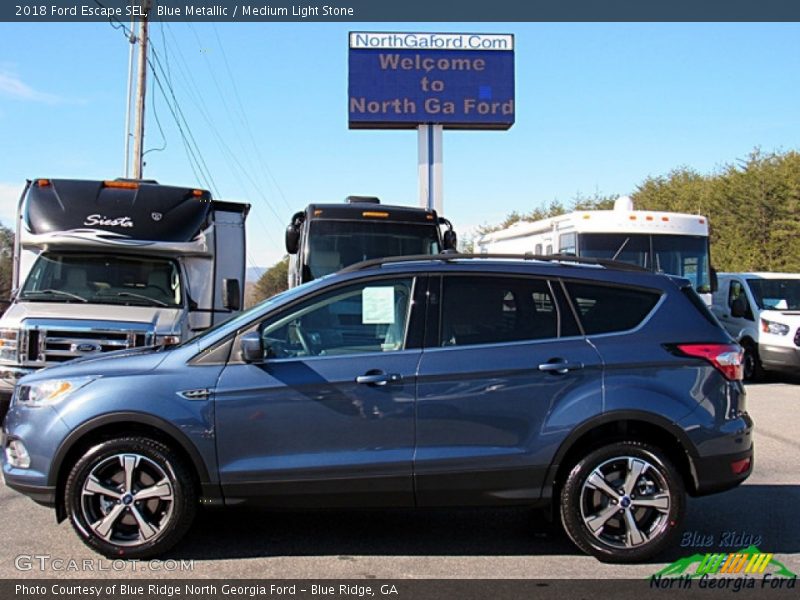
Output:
[{"xmin": 348, "ymin": 32, "xmax": 515, "ymax": 130}]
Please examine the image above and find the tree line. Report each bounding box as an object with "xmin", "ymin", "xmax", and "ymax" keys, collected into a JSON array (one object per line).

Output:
[{"xmin": 474, "ymin": 149, "xmax": 800, "ymax": 273}]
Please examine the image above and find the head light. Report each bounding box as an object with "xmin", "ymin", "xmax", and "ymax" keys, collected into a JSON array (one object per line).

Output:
[
  {"xmin": 15, "ymin": 376, "xmax": 97, "ymax": 408},
  {"xmin": 761, "ymin": 318, "xmax": 790, "ymax": 336},
  {"xmin": 0, "ymin": 328, "xmax": 19, "ymax": 362}
]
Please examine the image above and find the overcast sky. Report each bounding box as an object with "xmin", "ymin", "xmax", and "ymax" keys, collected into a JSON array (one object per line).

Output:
[{"xmin": 1, "ymin": 22, "xmax": 798, "ymax": 267}]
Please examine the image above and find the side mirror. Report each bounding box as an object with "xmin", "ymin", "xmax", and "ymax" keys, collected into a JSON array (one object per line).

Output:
[
  {"xmin": 443, "ymin": 230, "xmax": 457, "ymax": 251},
  {"xmin": 240, "ymin": 332, "xmax": 263, "ymax": 363},
  {"xmin": 285, "ymin": 225, "xmax": 300, "ymax": 254},
  {"xmin": 222, "ymin": 278, "xmax": 241, "ymax": 311},
  {"xmin": 731, "ymin": 296, "xmax": 747, "ymax": 318},
  {"xmin": 710, "ymin": 267, "xmax": 718, "ymax": 293}
]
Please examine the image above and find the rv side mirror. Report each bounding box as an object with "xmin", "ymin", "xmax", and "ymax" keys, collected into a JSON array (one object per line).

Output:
[
  {"xmin": 710, "ymin": 267, "xmax": 718, "ymax": 293},
  {"xmin": 731, "ymin": 296, "xmax": 747, "ymax": 319},
  {"xmin": 240, "ymin": 332, "xmax": 263, "ymax": 363},
  {"xmin": 443, "ymin": 230, "xmax": 457, "ymax": 251},
  {"xmin": 223, "ymin": 278, "xmax": 241, "ymax": 312},
  {"xmin": 285, "ymin": 225, "xmax": 300, "ymax": 254}
]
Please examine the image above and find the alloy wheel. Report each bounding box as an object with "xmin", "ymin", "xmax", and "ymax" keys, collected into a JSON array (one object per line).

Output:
[{"xmin": 579, "ymin": 456, "xmax": 671, "ymax": 549}]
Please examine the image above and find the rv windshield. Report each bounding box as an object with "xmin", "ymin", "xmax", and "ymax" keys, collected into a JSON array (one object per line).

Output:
[
  {"xmin": 20, "ymin": 253, "xmax": 183, "ymax": 307},
  {"xmin": 580, "ymin": 233, "xmax": 711, "ymax": 292},
  {"xmin": 747, "ymin": 279, "xmax": 800, "ymax": 311},
  {"xmin": 307, "ymin": 220, "xmax": 441, "ymax": 279}
]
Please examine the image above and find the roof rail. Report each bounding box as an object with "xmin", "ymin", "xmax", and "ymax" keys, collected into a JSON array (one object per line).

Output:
[{"xmin": 338, "ymin": 253, "xmax": 649, "ymax": 274}]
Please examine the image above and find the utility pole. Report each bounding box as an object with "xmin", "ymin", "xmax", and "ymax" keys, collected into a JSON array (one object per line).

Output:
[{"xmin": 131, "ymin": 0, "xmax": 151, "ymax": 179}]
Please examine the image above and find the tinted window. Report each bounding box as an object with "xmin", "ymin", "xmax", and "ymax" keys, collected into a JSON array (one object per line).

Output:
[
  {"xmin": 307, "ymin": 220, "xmax": 441, "ymax": 279},
  {"xmin": 565, "ymin": 282, "xmax": 660, "ymax": 335},
  {"xmin": 440, "ymin": 276, "xmax": 559, "ymax": 347},
  {"xmin": 747, "ymin": 278, "xmax": 800, "ymax": 311},
  {"xmin": 259, "ymin": 278, "xmax": 414, "ymax": 358},
  {"xmin": 580, "ymin": 233, "xmax": 650, "ymax": 268}
]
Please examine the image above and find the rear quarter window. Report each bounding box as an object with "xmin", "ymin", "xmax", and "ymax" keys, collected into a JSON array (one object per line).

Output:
[{"xmin": 565, "ymin": 281, "xmax": 661, "ymax": 335}]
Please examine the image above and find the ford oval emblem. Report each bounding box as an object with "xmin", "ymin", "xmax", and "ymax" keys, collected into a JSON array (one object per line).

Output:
[{"xmin": 72, "ymin": 342, "xmax": 101, "ymax": 353}]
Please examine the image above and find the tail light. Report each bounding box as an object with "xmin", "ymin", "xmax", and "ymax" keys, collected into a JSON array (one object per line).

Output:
[{"xmin": 675, "ymin": 343, "xmax": 744, "ymax": 381}]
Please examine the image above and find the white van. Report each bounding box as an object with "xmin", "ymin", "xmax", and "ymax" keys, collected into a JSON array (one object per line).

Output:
[{"xmin": 710, "ymin": 272, "xmax": 800, "ymax": 380}]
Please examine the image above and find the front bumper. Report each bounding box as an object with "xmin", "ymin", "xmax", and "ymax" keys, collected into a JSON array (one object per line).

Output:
[
  {"xmin": 2, "ymin": 478, "xmax": 57, "ymax": 507},
  {"xmin": 759, "ymin": 343, "xmax": 800, "ymax": 371},
  {"xmin": 2, "ymin": 401, "xmax": 72, "ymax": 508}
]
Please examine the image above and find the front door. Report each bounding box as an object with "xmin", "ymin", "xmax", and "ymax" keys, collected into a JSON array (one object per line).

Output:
[{"xmin": 215, "ymin": 276, "xmax": 420, "ymax": 507}]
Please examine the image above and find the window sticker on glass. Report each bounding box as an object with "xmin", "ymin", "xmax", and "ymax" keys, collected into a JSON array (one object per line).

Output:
[{"xmin": 362, "ymin": 287, "xmax": 395, "ymax": 324}]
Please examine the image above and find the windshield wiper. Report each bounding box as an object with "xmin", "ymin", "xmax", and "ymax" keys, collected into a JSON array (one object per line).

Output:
[
  {"xmin": 23, "ymin": 289, "xmax": 88, "ymax": 302},
  {"xmin": 112, "ymin": 292, "xmax": 169, "ymax": 307},
  {"xmin": 611, "ymin": 237, "xmax": 631, "ymax": 261}
]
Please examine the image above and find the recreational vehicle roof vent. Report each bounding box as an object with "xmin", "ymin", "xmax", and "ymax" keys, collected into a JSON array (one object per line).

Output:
[
  {"xmin": 614, "ymin": 196, "xmax": 635, "ymax": 212},
  {"xmin": 345, "ymin": 196, "xmax": 380, "ymax": 204}
]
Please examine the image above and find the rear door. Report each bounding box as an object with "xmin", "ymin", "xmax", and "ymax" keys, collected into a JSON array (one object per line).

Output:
[{"xmin": 414, "ymin": 273, "xmax": 604, "ymax": 505}]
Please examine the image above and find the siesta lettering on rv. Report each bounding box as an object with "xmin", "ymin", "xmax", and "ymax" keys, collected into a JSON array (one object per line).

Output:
[{"xmin": 83, "ymin": 215, "xmax": 134, "ymax": 228}]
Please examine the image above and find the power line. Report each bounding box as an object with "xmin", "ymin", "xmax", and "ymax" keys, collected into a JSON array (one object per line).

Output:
[
  {"xmin": 156, "ymin": 24, "xmax": 283, "ymax": 246},
  {"xmin": 211, "ymin": 24, "xmax": 293, "ymax": 212}
]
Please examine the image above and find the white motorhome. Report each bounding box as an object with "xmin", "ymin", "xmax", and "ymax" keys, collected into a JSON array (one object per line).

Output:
[
  {"xmin": 0, "ymin": 178, "xmax": 249, "ymax": 417},
  {"xmin": 477, "ymin": 197, "xmax": 713, "ymax": 301},
  {"xmin": 711, "ymin": 272, "xmax": 800, "ymax": 381}
]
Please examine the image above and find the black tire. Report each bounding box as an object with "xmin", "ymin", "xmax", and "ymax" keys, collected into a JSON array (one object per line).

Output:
[
  {"xmin": 64, "ymin": 436, "xmax": 197, "ymax": 559},
  {"xmin": 742, "ymin": 340, "xmax": 765, "ymax": 382},
  {"xmin": 559, "ymin": 441, "xmax": 685, "ymax": 563}
]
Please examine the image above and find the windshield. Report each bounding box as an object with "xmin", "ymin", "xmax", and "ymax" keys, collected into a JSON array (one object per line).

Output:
[
  {"xmin": 747, "ymin": 279, "xmax": 800, "ymax": 311},
  {"xmin": 307, "ymin": 220, "xmax": 441, "ymax": 280},
  {"xmin": 580, "ymin": 233, "xmax": 711, "ymax": 292},
  {"xmin": 20, "ymin": 253, "xmax": 183, "ymax": 307}
]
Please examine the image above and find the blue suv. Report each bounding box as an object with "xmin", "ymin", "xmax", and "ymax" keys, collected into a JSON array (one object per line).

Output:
[{"xmin": 2, "ymin": 255, "xmax": 753, "ymax": 562}]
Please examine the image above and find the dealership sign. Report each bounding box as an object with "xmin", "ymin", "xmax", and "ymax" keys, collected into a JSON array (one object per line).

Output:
[{"xmin": 348, "ymin": 32, "xmax": 515, "ymax": 130}]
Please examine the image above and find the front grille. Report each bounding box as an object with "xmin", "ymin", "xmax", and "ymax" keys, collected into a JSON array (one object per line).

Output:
[{"xmin": 21, "ymin": 323, "xmax": 154, "ymax": 366}]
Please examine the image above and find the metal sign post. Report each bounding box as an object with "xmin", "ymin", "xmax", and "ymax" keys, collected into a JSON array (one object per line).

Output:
[{"xmin": 418, "ymin": 124, "xmax": 443, "ymax": 213}]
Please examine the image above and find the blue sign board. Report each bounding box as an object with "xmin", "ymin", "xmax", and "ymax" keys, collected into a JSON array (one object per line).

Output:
[{"xmin": 348, "ymin": 32, "xmax": 515, "ymax": 130}]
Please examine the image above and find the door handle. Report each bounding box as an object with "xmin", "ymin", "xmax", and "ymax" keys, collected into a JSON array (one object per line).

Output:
[
  {"xmin": 356, "ymin": 372, "xmax": 403, "ymax": 386},
  {"xmin": 538, "ymin": 360, "xmax": 584, "ymax": 375}
]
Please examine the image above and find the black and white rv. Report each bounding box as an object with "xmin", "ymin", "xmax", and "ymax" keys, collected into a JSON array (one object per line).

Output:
[{"xmin": 0, "ymin": 178, "xmax": 249, "ymax": 415}]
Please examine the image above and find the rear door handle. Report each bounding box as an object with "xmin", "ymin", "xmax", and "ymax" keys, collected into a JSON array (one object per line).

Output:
[
  {"xmin": 356, "ymin": 372, "xmax": 402, "ymax": 386},
  {"xmin": 538, "ymin": 360, "xmax": 584, "ymax": 374}
]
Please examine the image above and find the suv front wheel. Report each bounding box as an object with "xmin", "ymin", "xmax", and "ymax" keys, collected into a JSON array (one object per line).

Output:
[
  {"xmin": 560, "ymin": 441, "xmax": 685, "ymax": 562},
  {"xmin": 64, "ymin": 436, "xmax": 197, "ymax": 559}
]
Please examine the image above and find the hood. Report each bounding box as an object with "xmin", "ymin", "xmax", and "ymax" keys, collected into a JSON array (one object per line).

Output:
[
  {"xmin": 0, "ymin": 301, "xmax": 183, "ymax": 333},
  {"xmin": 17, "ymin": 345, "xmax": 171, "ymax": 384}
]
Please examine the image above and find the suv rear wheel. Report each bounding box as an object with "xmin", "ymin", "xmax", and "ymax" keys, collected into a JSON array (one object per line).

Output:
[
  {"xmin": 64, "ymin": 436, "xmax": 197, "ymax": 558},
  {"xmin": 560, "ymin": 441, "xmax": 685, "ymax": 562}
]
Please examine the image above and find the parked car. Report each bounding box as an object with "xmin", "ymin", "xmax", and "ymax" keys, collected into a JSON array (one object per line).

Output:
[
  {"xmin": 710, "ymin": 272, "xmax": 800, "ymax": 381},
  {"xmin": 2, "ymin": 255, "xmax": 752, "ymax": 562}
]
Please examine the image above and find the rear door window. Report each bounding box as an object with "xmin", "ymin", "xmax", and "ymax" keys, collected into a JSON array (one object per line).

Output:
[
  {"xmin": 439, "ymin": 276, "xmax": 563, "ymax": 347},
  {"xmin": 565, "ymin": 282, "xmax": 661, "ymax": 335}
]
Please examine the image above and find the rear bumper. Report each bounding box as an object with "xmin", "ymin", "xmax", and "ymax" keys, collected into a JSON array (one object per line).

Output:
[{"xmin": 691, "ymin": 447, "xmax": 754, "ymax": 496}]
